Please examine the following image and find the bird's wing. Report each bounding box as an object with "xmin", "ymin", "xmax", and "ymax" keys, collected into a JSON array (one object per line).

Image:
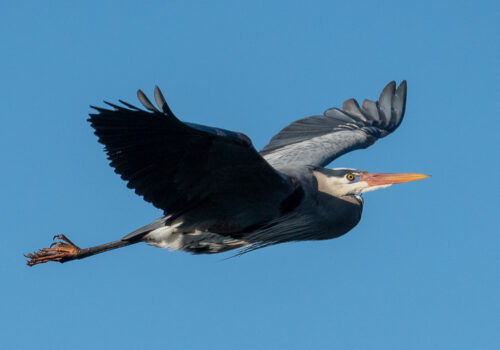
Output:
[
  {"xmin": 260, "ymin": 81, "xmax": 407, "ymax": 169},
  {"xmin": 88, "ymin": 87, "xmax": 296, "ymax": 234}
]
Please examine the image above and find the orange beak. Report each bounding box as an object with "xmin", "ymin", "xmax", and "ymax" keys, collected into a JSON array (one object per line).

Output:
[{"xmin": 360, "ymin": 173, "xmax": 430, "ymax": 186}]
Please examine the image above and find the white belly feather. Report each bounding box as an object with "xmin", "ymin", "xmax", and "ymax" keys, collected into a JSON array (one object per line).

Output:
[{"xmin": 144, "ymin": 223, "xmax": 249, "ymax": 253}]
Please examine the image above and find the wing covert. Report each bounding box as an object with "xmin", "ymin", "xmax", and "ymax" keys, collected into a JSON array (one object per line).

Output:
[{"xmin": 260, "ymin": 81, "xmax": 407, "ymax": 168}]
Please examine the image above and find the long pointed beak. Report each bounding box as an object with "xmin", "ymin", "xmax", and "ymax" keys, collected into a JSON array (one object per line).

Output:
[{"xmin": 360, "ymin": 173, "xmax": 430, "ymax": 186}]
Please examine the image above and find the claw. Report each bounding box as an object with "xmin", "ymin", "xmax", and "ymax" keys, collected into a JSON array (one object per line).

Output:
[{"xmin": 26, "ymin": 234, "xmax": 82, "ymax": 266}]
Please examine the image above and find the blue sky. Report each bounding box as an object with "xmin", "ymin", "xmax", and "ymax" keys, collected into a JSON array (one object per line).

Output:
[{"xmin": 1, "ymin": 0, "xmax": 498, "ymax": 349}]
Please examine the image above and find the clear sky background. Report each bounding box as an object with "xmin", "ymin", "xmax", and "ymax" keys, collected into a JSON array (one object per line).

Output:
[{"xmin": 1, "ymin": 1, "xmax": 498, "ymax": 349}]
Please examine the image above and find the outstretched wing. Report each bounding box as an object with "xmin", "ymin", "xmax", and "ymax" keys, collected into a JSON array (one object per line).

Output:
[
  {"xmin": 88, "ymin": 87, "xmax": 295, "ymax": 233},
  {"xmin": 260, "ymin": 81, "xmax": 407, "ymax": 169}
]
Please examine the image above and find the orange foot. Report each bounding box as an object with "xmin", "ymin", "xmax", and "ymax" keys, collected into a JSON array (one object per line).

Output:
[{"xmin": 26, "ymin": 234, "xmax": 81, "ymax": 266}]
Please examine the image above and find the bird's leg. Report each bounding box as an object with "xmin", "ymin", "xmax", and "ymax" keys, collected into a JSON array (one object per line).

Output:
[{"xmin": 25, "ymin": 234, "xmax": 140, "ymax": 266}]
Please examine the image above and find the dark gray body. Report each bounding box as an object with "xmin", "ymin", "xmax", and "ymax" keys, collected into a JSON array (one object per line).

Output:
[{"xmin": 121, "ymin": 165, "xmax": 363, "ymax": 254}]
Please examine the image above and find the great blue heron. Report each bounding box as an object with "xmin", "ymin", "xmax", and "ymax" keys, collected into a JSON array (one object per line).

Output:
[{"xmin": 26, "ymin": 80, "xmax": 428, "ymax": 266}]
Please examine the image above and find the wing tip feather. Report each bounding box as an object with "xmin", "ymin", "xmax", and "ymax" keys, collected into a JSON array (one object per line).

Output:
[
  {"xmin": 153, "ymin": 86, "xmax": 176, "ymax": 117},
  {"xmin": 391, "ymin": 80, "xmax": 407, "ymax": 129},
  {"xmin": 137, "ymin": 89, "xmax": 160, "ymax": 112}
]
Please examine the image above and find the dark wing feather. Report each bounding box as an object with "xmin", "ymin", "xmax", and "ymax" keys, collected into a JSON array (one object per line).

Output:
[
  {"xmin": 260, "ymin": 81, "xmax": 407, "ymax": 168},
  {"xmin": 88, "ymin": 88, "xmax": 295, "ymax": 234}
]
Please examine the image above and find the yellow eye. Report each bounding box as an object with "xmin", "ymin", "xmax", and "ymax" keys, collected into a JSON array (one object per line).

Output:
[{"xmin": 347, "ymin": 173, "xmax": 355, "ymax": 181}]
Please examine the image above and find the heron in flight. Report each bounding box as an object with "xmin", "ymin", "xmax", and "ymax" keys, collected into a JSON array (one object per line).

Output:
[{"xmin": 26, "ymin": 80, "xmax": 428, "ymax": 266}]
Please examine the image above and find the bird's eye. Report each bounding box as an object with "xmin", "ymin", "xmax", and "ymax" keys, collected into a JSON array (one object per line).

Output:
[{"xmin": 346, "ymin": 173, "xmax": 355, "ymax": 181}]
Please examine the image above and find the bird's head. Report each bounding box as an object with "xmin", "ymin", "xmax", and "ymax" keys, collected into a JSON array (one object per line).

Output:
[{"xmin": 313, "ymin": 168, "xmax": 430, "ymax": 197}]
